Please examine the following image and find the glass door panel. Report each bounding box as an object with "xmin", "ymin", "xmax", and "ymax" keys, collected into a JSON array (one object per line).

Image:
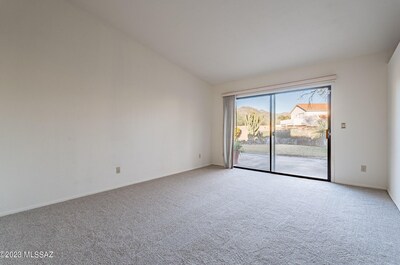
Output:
[
  {"xmin": 234, "ymin": 95, "xmax": 271, "ymax": 171},
  {"xmin": 274, "ymin": 87, "xmax": 330, "ymax": 179}
]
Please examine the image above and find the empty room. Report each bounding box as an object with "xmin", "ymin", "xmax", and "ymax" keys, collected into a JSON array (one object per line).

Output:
[{"xmin": 1, "ymin": 0, "xmax": 400, "ymax": 264}]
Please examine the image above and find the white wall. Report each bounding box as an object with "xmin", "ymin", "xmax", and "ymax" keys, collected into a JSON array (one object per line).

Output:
[
  {"xmin": 388, "ymin": 43, "xmax": 400, "ymax": 210},
  {"xmin": 212, "ymin": 52, "xmax": 389, "ymax": 189},
  {"xmin": 0, "ymin": 0, "xmax": 212, "ymax": 216}
]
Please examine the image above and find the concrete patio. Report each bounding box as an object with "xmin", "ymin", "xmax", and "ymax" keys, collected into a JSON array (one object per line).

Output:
[{"xmin": 235, "ymin": 153, "xmax": 328, "ymax": 179}]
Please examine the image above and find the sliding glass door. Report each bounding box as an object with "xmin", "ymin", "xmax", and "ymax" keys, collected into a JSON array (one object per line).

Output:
[
  {"xmin": 234, "ymin": 95, "xmax": 271, "ymax": 171},
  {"xmin": 234, "ymin": 86, "xmax": 331, "ymax": 181},
  {"xmin": 274, "ymin": 87, "xmax": 330, "ymax": 179}
]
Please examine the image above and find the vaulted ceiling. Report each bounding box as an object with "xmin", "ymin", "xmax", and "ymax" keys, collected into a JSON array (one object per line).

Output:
[{"xmin": 69, "ymin": 0, "xmax": 400, "ymax": 84}]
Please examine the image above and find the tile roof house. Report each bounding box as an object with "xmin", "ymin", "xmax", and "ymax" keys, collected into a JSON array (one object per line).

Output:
[
  {"xmin": 280, "ymin": 103, "xmax": 328, "ymax": 127},
  {"xmin": 294, "ymin": 103, "xmax": 328, "ymax": 112}
]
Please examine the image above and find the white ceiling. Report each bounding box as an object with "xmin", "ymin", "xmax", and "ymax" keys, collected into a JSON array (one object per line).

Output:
[{"xmin": 69, "ymin": 0, "xmax": 400, "ymax": 85}]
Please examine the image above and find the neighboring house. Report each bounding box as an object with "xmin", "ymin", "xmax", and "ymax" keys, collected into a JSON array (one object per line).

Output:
[{"xmin": 280, "ymin": 103, "xmax": 328, "ymax": 127}]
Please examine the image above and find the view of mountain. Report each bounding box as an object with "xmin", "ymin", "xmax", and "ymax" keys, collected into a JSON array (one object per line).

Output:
[{"xmin": 237, "ymin": 106, "xmax": 291, "ymax": 126}]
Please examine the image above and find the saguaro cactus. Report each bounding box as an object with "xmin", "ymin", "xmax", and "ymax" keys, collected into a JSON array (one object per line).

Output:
[{"xmin": 245, "ymin": 113, "xmax": 261, "ymax": 136}]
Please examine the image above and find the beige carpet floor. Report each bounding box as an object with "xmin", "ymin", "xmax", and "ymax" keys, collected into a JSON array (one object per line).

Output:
[{"xmin": 1, "ymin": 166, "xmax": 399, "ymax": 264}]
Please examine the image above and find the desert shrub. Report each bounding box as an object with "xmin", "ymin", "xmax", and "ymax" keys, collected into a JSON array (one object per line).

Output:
[{"xmin": 234, "ymin": 127, "xmax": 242, "ymax": 139}]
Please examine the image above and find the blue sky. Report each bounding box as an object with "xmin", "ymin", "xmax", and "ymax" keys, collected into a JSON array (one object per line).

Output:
[{"xmin": 236, "ymin": 89, "xmax": 328, "ymax": 113}]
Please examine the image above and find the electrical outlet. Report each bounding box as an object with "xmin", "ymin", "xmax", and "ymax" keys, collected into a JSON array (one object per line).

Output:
[
  {"xmin": 341, "ymin": 123, "xmax": 346, "ymax": 129},
  {"xmin": 361, "ymin": 165, "xmax": 367, "ymax": 172},
  {"xmin": 116, "ymin": 167, "xmax": 121, "ymax": 174},
  {"xmin": 198, "ymin": 153, "xmax": 201, "ymax": 159}
]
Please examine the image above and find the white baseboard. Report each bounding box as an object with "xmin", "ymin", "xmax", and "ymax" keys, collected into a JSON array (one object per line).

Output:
[
  {"xmin": 332, "ymin": 180, "xmax": 386, "ymax": 190},
  {"xmin": 0, "ymin": 163, "xmax": 212, "ymax": 218},
  {"xmin": 388, "ymin": 189, "xmax": 400, "ymax": 211}
]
